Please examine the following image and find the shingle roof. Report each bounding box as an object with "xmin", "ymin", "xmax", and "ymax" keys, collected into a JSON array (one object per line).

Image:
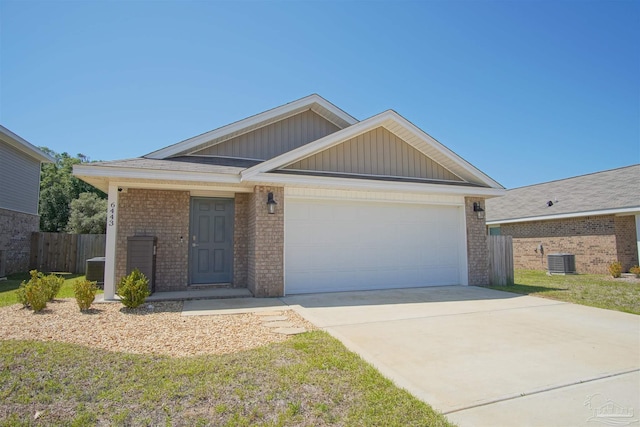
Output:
[
  {"xmin": 88, "ymin": 156, "xmax": 251, "ymax": 175},
  {"xmin": 485, "ymin": 164, "xmax": 640, "ymax": 223}
]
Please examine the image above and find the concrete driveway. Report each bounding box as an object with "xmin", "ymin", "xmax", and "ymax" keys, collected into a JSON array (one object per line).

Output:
[{"xmin": 279, "ymin": 286, "xmax": 640, "ymax": 427}]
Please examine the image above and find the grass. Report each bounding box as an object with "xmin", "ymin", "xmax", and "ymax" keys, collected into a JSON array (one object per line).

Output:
[
  {"xmin": 0, "ymin": 272, "xmax": 101, "ymax": 308},
  {"xmin": 0, "ymin": 332, "xmax": 454, "ymax": 426},
  {"xmin": 487, "ymin": 270, "xmax": 640, "ymax": 315}
]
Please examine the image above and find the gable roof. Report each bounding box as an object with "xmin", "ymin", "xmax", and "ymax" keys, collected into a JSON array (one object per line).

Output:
[
  {"xmin": 241, "ymin": 109, "xmax": 503, "ymax": 189},
  {"xmin": 145, "ymin": 94, "xmax": 358, "ymax": 159},
  {"xmin": 74, "ymin": 95, "xmax": 505, "ymax": 197},
  {"xmin": 486, "ymin": 164, "xmax": 640, "ymax": 224},
  {"xmin": 0, "ymin": 125, "xmax": 54, "ymax": 163}
]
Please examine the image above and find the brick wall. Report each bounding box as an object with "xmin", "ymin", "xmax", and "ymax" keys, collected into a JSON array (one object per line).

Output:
[
  {"xmin": 116, "ymin": 189, "xmax": 190, "ymax": 291},
  {"xmin": 247, "ymin": 186, "xmax": 284, "ymax": 297},
  {"xmin": 615, "ymin": 215, "xmax": 638, "ymax": 271},
  {"xmin": 0, "ymin": 207, "xmax": 39, "ymax": 274},
  {"xmin": 501, "ymin": 215, "xmax": 639, "ymax": 274},
  {"xmin": 465, "ymin": 197, "xmax": 489, "ymax": 286},
  {"xmin": 233, "ymin": 193, "xmax": 249, "ymax": 288}
]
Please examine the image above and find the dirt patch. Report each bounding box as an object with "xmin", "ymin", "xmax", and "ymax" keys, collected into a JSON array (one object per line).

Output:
[{"xmin": 0, "ymin": 299, "xmax": 316, "ymax": 357}]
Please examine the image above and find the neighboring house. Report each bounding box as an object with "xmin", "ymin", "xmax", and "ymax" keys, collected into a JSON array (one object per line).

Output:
[
  {"xmin": 486, "ymin": 165, "xmax": 640, "ymax": 274},
  {"xmin": 74, "ymin": 94, "xmax": 504, "ymax": 299},
  {"xmin": 0, "ymin": 125, "xmax": 54, "ymax": 276}
]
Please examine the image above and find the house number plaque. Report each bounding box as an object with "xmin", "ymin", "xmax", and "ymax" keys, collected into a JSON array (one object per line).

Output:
[{"xmin": 108, "ymin": 202, "xmax": 116, "ymax": 227}]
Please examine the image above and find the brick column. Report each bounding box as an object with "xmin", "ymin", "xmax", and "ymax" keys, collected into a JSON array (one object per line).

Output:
[
  {"xmin": 233, "ymin": 194, "xmax": 249, "ymax": 288},
  {"xmin": 247, "ymin": 186, "xmax": 284, "ymax": 297},
  {"xmin": 465, "ymin": 197, "xmax": 489, "ymax": 286}
]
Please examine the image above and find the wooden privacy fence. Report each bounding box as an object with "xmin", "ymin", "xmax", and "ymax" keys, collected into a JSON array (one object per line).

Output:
[
  {"xmin": 30, "ymin": 232, "xmax": 106, "ymax": 274},
  {"xmin": 488, "ymin": 235, "xmax": 514, "ymax": 286}
]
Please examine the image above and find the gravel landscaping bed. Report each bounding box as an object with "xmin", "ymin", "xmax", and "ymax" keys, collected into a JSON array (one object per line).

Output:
[{"xmin": 0, "ymin": 299, "xmax": 315, "ymax": 357}]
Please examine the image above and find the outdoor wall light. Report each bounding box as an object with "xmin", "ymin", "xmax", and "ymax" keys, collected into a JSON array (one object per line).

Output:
[
  {"xmin": 473, "ymin": 202, "xmax": 485, "ymax": 219},
  {"xmin": 267, "ymin": 192, "xmax": 277, "ymax": 214}
]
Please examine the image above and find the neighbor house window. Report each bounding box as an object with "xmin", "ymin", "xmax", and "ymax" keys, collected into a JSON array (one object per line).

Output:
[{"xmin": 488, "ymin": 226, "xmax": 501, "ymax": 236}]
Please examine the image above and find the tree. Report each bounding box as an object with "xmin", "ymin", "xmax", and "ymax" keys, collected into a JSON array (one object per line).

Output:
[
  {"xmin": 38, "ymin": 148, "xmax": 106, "ymax": 232},
  {"xmin": 66, "ymin": 192, "xmax": 107, "ymax": 234}
]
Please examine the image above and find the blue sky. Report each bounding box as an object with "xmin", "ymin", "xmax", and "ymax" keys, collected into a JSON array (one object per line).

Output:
[{"xmin": 2, "ymin": 0, "xmax": 638, "ymax": 189}]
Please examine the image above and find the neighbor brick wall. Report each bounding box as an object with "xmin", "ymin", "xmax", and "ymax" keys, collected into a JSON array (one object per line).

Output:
[
  {"xmin": 247, "ymin": 186, "xmax": 284, "ymax": 297},
  {"xmin": 614, "ymin": 215, "xmax": 638, "ymax": 271},
  {"xmin": 233, "ymin": 193, "xmax": 249, "ymax": 288},
  {"xmin": 0, "ymin": 207, "xmax": 39, "ymax": 274},
  {"xmin": 501, "ymin": 215, "xmax": 638, "ymax": 274},
  {"xmin": 116, "ymin": 189, "xmax": 190, "ymax": 291},
  {"xmin": 465, "ymin": 197, "xmax": 489, "ymax": 286}
]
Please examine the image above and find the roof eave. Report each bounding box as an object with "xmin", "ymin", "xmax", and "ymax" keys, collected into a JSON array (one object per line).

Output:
[
  {"xmin": 245, "ymin": 172, "xmax": 506, "ymax": 197},
  {"xmin": 0, "ymin": 125, "xmax": 55, "ymax": 163},
  {"xmin": 73, "ymin": 164, "xmax": 242, "ymax": 185},
  {"xmin": 486, "ymin": 206, "xmax": 640, "ymax": 225}
]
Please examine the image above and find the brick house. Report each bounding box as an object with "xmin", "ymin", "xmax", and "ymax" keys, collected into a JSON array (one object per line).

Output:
[
  {"xmin": 485, "ymin": 165, "xmax": 640, "ymax": 274},
  {"xmin": 74, "ymin": 95, "xmax": 504, "ymax": 299},
  {"xmin": 0, "ymin": 125, "xmax": 54, "ymax": 276}
]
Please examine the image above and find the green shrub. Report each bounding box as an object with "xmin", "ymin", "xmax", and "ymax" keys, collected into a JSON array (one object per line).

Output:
[
  {"xmin": 74, "ymin": 279, "xmax": 98, "ymax": 311},
  {"xmin": 16, "ymin": 270, "xmax": 50, "ymax": 312},
  {"xmin": 117, "ymin": 269, "xmax": 150, "ymax": 308},
  {"xmin": 43, "ymin": 274, "xmax": 64, "ymax": 301},
  {"xmin": 15, "ymin": 284, "xmax": 28, "ymax": 307},
  {"xmin": 608, "ymin": 261, "xmax": 623, "ymax": 278},
  {"xmin": 630, "ymin": 266, "xmax": 640, "ymax": 278}
]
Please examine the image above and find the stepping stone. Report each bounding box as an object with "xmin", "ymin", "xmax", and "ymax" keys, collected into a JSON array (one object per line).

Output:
[
  {"xmin": 255, "ymin": 311, "xmax": 284, "ymax": 317},
  {"xmin": 263, "ymin": 321, "xmax": 295, "ymax": 328},
  {"xmin": 274, "ymin": 327, "xmax": 306, "ymax": 335},
  {"xmin": 260, "ymin": 315, "xmax": 288, "ymax": 322}
]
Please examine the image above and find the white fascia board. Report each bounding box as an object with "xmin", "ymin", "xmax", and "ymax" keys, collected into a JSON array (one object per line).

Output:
[
  {"xmin": 241, "ymin": 111, "xmax": 395, "ymax": 180},
  {"xmin": 0, "ymin": 125, "xmax": 55, "ymax": 163},
  {"xmin": 146, "ymin": 94, "xmax": 358, "ymax": 159},
  {"xmin": 73, "ymin": 164, "xmax": 242, "ymax": 184},
  {"xmin": 486, "ymin": 206, "xmax": 640, "ymax": 225},
  {"xmin": 388, "ymin": 111, "xmax": 504, "ymax": 190},
  {"xmin": 247, "ymin": 172, "xmax": 506, "ymax": 197}
]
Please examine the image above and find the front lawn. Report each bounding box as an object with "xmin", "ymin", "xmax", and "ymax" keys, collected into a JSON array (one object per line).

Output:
[
  {"xmin": 0, "ymin": 333, "xmax": 454, "ymax": 426},
  {"xmin": 487, "ymin": 270, "xmax": 640, "ymax": 315},
  {"xmin": 0, "ymin": 273, "xmax": 99, "ymax": 308}
]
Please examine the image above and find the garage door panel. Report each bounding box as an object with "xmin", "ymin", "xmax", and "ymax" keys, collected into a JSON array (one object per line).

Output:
[{"xmin": 285, "ymin": 198, "xmax": 464, "ymax": 294}]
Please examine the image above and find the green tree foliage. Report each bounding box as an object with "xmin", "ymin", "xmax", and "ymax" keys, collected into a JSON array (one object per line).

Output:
[
  {"xmin": 38, "ymin": 148, "xmax": 106, "ymax": 232},
  {"xmin": 66, "ymin": 192, "xmax": 107, "ymax": 233}
]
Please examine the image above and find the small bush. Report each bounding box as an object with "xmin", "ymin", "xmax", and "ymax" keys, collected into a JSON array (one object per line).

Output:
[
  {"xmin": 43, "ymin": 274, "xmax": 64, "ymax": 301},
  {"xmin": 630, "ymin": 266, "xmax": 640, "ymax": 278},
  {"xmin": 608, "ymin": 261, "xmax": 623, "ymax": 278},
  {"xmin": 117, "ymin": 269, "xmax": 150, "ymax": 308},
  {"xmin": 74, "ymin": 279, "xmax": 98, "ymax": 311},
  {"xmin": 16, "ymin": 270, "xmax": 49, "ymax": 312}
]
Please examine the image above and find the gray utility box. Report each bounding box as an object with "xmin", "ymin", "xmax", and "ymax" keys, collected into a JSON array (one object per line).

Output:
[
  {"xmin": 126, "ymin": 236, "xmax": 157, "ymax": 293},
  {"xmin": 548, "ymin": 253, "xmax": 576, "ymax": 275},
  {"xmin": 85, "ymin": 257, "xmax": 106, "ymax": 288}
]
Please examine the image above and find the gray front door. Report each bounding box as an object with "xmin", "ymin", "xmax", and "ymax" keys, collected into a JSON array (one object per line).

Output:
[{"xmin": 189, "ymin": 198, "xmax": 234, "ymax": 284}]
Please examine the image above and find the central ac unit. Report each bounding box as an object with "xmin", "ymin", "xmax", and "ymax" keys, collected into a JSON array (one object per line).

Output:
[{"xmin": 547, "ymin": 253, "xmax": 576, "ymax": 275}]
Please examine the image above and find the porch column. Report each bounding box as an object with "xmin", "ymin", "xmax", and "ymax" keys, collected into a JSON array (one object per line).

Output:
[{"xmin": 103, "ymin": 183, "xmax": 119, "ymax": 300}]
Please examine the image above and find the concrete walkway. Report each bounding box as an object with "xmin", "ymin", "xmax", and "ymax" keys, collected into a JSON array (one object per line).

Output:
[{"xmin": 183, "ymin": 286, "xmax": 640, "ymax": 427}]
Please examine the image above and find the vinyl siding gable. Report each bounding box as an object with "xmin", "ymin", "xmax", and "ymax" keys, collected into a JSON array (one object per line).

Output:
[
  {"xmin": 192, "ymin": 110, "xmax": 340, "ymax": 160},
  {"xmin": 283, "ymin": 126, "xmax": 463, "ymax": 181},
  {"xmin": 0, "ymin": 142, "xmax": 41, "ymax": 214}
]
